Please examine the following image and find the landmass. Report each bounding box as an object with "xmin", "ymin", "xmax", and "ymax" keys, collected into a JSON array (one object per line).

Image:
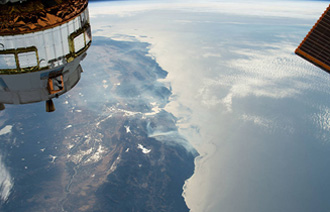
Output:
[{"xmin": 0, "ymin": 36, "xmax": 198, "ymax": 212}]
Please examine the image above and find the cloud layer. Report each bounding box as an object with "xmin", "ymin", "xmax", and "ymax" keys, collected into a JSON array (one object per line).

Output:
[{"xmin": 0, "ymin": 155, "xmax": 13, "ymax": 203}]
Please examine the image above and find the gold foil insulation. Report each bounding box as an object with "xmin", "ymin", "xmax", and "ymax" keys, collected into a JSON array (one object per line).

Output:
[{"xmin": 0, "ymin": 0, "xmax": 88, "ymax": 35}]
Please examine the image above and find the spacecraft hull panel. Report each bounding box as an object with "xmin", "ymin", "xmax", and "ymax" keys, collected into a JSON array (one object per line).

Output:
[{"xmin": 0, "ymin": 53, "xmax": 84, "ymax": 104}]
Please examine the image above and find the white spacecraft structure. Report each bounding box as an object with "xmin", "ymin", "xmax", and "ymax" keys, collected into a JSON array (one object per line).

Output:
[{"xmin": 0, "ymin": 0, "xmax": 92, "ymax": 112}]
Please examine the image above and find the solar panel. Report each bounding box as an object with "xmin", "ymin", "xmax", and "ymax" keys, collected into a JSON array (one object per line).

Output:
[{"xmin": 295, "ymin": 5, "xmax": 330, "ymax": 74}]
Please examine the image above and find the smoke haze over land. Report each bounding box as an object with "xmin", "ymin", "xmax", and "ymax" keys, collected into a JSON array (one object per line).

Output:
[{"xmin": 89, "ymin": 1, "xmax": 330, "ymax": 211}]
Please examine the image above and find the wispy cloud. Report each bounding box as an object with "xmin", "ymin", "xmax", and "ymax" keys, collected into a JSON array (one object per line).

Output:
[
  {"xmin": 312, "ymin": 106, "xmax": 330, "ymax": 143},
  {"xmin": 0, "ymin": 155, "xmax": 13, "ymax": 203},
  {"xmin": 198, "ymin": 41, "xmax": 325, "ymax": 112}
]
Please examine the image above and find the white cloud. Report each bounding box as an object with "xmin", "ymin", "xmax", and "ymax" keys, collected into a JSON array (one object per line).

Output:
[
  {"xmin": 202, "ymin": 53, "xmax": 222, "ymax": 58},
  {"xmin": 312, "ymin": 106, "xmax": 330, "ymax": 143},
  {"xmin": 137, "ymin": 144, "xmax": 151, "ymax": 154},
  {"xmin": 124, "ymin": 125, "xmax": 131, "ymax": 133},
  {"xmin": 64, "ymin": 125, "xmax": 72, "ymax": 129},
  {"xmin": 0, "ymin": 155, "xmax": 13, "ymax": 203},
  {"xmin": 0, "ymin": 125, "xmax": 12, "ymax": 136},
  {"xmin": 241, "ymin": 114, "xmax": 273, "ymax": 129},
  {"xmin": 198, "ymin": 41, "xmax": 324, "ymax": 112},
  {"xmin": 85, "ymin": 145, "xmax": 107, "ymax": 164}
]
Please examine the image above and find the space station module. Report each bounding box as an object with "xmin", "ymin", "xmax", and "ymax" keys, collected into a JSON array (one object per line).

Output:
[{"xmin": 0, "ymin": 0, "xmax": 92, "ymax": 112}]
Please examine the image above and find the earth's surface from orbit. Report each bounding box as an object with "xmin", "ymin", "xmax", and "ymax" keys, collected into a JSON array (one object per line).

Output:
[{"xmin": 1, "ymin": 0, "xmax": 330, "ymax": 211}]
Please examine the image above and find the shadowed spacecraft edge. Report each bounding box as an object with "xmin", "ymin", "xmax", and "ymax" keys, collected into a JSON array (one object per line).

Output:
[{"xmin": 0, "ymin": 0, "xmax": 92, "ymax": 112}]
